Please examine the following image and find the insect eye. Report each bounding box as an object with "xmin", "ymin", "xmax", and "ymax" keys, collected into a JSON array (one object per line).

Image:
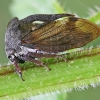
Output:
[{"xmin": 8, "ymin": 55, "xmax": 15, "ymax": 62}]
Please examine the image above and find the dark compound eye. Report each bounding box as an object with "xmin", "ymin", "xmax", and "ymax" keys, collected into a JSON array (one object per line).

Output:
[
  {"xmin": 8, "ymin": 55, "xmax": 15, "ymax": 62},
  {"xmin": 8, "ymin": 54, "xmax": 25, "ymax": 63}
]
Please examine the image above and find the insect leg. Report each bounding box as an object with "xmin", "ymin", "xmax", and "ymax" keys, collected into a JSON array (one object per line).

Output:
[
  {"xmin": 27, "ymin": 52, "xmax": 68, "ymax": 63},
  {"xmin": 13, "ymin": 56, "xmax": 25, "ymax": 81},
  {"xmin": 22, "ymin": 54, "xmax": 51, "ymax": 71}
]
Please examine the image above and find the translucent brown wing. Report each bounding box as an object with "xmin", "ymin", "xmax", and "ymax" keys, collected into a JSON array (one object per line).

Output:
[{"xmin": 21, "ymin": 16, "xmax": 100, "ymax": 53}]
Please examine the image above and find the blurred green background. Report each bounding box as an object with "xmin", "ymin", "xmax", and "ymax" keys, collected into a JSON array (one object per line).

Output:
[{"xmin": 0, "ymin": 0, "xmax": 100, "ymax": 100}]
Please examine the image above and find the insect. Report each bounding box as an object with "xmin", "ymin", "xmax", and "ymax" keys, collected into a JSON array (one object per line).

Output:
[{"xmin": 5, "ymin": 14, "xmax": 100, "ymax": 81}]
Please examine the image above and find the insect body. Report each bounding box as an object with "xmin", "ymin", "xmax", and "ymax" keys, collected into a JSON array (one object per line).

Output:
[{"xmin": 5, "ymin": 14, "xmax": 100, "ymax": 81}]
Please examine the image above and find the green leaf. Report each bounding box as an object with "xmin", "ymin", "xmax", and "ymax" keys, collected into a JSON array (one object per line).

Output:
[
  {"xmin": 88, "ymin": 12, "xmax": 100, "ymax": 25},
  {"xmin": 0, "ymin": 48, "xmax": 100, "ymax": 100}
]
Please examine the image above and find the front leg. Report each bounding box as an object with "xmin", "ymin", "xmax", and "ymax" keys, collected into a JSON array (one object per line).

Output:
[
  {"xmin": 12, "ymin": 56, "xmax": 25, "ymax": 81},
  {"xmin": 14, "ymin": 61, "xmax": 25, "ymax": 81}
]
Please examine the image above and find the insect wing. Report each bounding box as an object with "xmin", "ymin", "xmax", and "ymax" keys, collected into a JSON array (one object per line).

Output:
[{"xmin": 21, "ymin": 16, "xmax": 100, "ymax": 53}]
